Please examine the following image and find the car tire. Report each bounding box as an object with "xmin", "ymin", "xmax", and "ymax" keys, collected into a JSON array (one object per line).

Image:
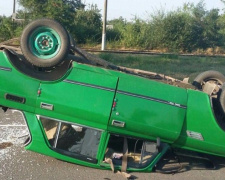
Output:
[
  {"xmin": 192, "ymin": 70, "xmax": 225, "ymax": 90},
  {"xmin": 20, "ymin": 19, "xmax": 70, "ymax": 68},
  {"xmin": 220, "ymin": 84, "xmax": 225, "ymax": 115}
]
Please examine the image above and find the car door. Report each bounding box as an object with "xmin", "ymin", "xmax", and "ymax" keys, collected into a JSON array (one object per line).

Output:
[
  {"xmin": 35, "ymin": 66, "xmax": 118, "ymax": 130},
  {"xmin": 108, "ymin": 76, "xmax": 187, "ymax": 143},
  {"xmin": 34, "ymin": 66, "xmax": 118, "ymax": 164}
]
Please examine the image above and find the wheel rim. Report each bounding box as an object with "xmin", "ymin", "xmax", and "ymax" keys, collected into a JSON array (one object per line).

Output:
[
  {"xmin": 29, "ymin": 27, "xmax": 61, "ymax": 59},
  {"xmin": 202, "ymin": 78, "xmax": 223, "ymax": 97}
]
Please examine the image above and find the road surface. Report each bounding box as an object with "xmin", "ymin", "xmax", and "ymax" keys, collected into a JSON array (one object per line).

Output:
[{"xmin": 1, "ymin": 109, "xmax": 225, "ymax": 180}]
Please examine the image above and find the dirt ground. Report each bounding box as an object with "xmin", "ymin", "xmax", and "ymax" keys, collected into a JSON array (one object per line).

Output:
[{"xmin": 1, "ymin": 109, "xmax": 225, "ymax": 180}]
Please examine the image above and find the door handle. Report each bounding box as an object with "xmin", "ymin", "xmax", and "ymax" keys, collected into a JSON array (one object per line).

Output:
[
  {"xmin": 112, "ymin": 120, "xmax": 125, "ymax": 128},
  {"xmin": 40, "ymin": 102, "xmax": 54, "ymax": 110}
]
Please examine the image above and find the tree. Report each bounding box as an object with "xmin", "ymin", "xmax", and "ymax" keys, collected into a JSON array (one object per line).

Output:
[
  {"xmin": 107, "ymin": 17, "xmax": 126, "ymax": 42},
  {"xmin": 0, "ymin": 16, "xmax": 15, "ymax": 41},
  {"xmin": 17, "ymin": 0, "xmax": 103, "ymax": 44},
  {"xmin": 204, "ymin": 9, "xmax": 223, "ymax": 49},
  {"xmin": 156, "ymin": 1, "xmax": 223, "ymax": 52},
  {"xmin": 71, "ymin": 4, "xmax": 102, "ymax": 43},
  {"xmin": 18, "ymin": 0, "xmax": 84, "ymax": 30}
]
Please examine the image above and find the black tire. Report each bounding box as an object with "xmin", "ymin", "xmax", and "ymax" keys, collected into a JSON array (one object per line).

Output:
[
  {"xmin": 220, "ymin": 84, "xmax": 225, "ymax": 115},
  {"xmin": 192, "ymin": 70, "xmax": 225, "ymax": 90},
  {"xmin": 20, "ymin": 19, "xmax": 70, "ymax": 68}
]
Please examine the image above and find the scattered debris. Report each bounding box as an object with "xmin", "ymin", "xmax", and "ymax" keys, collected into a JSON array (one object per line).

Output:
[
  {"xmin": 0, "ymin": 110, "xmax": 29, "ymax": 162},
  {"xmin": 0, "ymin": 142, "xmax": 13, "ymax": 149}
]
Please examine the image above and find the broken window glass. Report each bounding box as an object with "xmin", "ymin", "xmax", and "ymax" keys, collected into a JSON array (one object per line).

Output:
[
  {"xmin": 40, "ymin": 117, "xmax": 59, "ymax": 146},
  {"xmin": 40, "ymin": 117, "xmax": 102, "ymax": 162},
  {"xmin": 56, "ymin": 123, "xmax": 101, "ymax": 159}
]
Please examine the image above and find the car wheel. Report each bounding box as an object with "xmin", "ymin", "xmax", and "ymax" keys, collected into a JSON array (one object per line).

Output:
[
  {"xmin": 20, "ymin": 19, "xmax": 70, "ymax": 68},
  {"xmin": 192, "ymin": 71, "xmax": 225, "ymax": 97},
  {"xmin": 220, "ymin": 84, "xmax": 225, "ymax": 115}
]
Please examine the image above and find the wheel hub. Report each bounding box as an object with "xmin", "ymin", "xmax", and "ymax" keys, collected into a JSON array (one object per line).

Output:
[{"xmin": 34, "ymin": 32, "xmax": 58, "ymax": 55}]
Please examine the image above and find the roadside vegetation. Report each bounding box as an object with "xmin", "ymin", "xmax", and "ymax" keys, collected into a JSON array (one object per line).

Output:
[
  {"xmin": 98, "ymin": 53, "xmax": 225, "ymax": 81},
  {"xmin": 106, "ymin": 1, "xmax": 225, "ymax": 54},
  {"xmin": 1, "ymin": 0, "xmax": 225, "ymax": 55}
]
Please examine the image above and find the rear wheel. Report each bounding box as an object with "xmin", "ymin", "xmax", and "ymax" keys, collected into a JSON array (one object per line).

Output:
[
  {"xmin": 20, "ymin": 19, "xmax": 70, "ymax": 68},
  {"xmin": 220, "ymin": 84, "xmax": 225, "ymax": 115},
  {"xmin": 192, "ymin": 71, "xmax": 225, "ymax": 98}
]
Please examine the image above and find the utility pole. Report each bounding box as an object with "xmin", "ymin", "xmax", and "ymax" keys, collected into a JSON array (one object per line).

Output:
[
  {"xmin": 101, "ymin": 0, "xmax": 108, "ymax": 51},
  {"xmin": 12, "ymin": 0, "xmax": 25, "ymax": 23},
  {"xmin": 12, "ymin": 0, "xmax": 16, "ymax": 21},
  {"xmin": 12, "ymin": 0, "xmax": 16, "ymax": 33}
]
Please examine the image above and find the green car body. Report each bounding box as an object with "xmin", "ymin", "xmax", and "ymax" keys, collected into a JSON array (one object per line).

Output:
[{"xmin": 0, "ymin": 48, "xmax": 224, "ymax": 172}]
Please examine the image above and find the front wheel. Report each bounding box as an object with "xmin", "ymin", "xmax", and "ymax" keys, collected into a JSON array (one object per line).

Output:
[{"xmin": 20, "ymin": 19, "xmax": 70, "ymax": 68}]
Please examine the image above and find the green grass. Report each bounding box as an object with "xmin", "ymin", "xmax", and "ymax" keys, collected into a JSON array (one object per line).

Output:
[{"xmin": 98, "ymin": 53, "xmax": 225, "ymax": 82}]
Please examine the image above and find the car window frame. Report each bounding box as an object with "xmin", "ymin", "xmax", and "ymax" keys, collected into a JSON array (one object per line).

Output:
[
  {"xmin": 38, "ymin": 115, "xmax": 104, "ymax": 164},
  {"xmin": 100, "ymin": 133, "xmax": 162, "ymax": 170}
]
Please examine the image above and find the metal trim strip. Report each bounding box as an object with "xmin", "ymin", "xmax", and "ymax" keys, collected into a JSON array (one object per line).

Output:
[
  {"xmin": 117, "ymin": 90, "xmax": 187, "ymax": 109},
  {"xmin": 63, "ymin": 79, "xmax": 187, "ymax": 109},
  {"xmin": 0, "ymin": 66, "xmax": 12, "ymax": 71},
  {"xmin": 63, "ymin": 79, "xmax": 115, "ymax": 92}
]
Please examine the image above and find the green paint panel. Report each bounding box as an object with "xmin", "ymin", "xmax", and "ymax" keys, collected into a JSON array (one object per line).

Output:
[
  {"xmin": 36, "ymin": 68, "xmax": 118, "ymax": 130},
  {"xmin": 24, "ymin": 112, "xmax": 104, "ymax": 169},
  {"xmin": 0, "ymin": 52, "xmax": 39, "ymax": 112},
  {"xmin": 174, "ymin": 89, "xmax": 225, "ymax": 157},
  {"xmin": 109, "ymin": 77, "xmax": 187, "ymax": 142},
  {"xmin": 117, "ymin": 75, "xmax": 187, "ymax": 105},
  {"xmin": 73, "ymin": 62, "xmax": 116, "ymax": 76}
]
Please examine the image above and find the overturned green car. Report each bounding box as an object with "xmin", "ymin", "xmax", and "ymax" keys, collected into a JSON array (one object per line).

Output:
[{"xmin": 1, "ymin": 19, "xmax": 225, "ymax": 174}]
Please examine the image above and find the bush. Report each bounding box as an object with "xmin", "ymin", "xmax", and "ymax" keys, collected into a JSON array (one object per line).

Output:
[
  {"xmin": 72, "ymin": 5, "xmax": 102, "ymax": 44},
  {"xmin": 106, "ymin": 1, "xmax": 225, "ymax": 53}
]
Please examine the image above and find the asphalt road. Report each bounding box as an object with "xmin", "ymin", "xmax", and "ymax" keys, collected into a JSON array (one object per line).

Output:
[{"xmin": 1, "ymin": 109, "xmax": 225, "ymax": 180}]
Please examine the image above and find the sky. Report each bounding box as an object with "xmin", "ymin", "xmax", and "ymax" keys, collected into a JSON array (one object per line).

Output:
[{"xmin": 0, "ymin": 0, "xmax": 224, "ymax": 21}]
